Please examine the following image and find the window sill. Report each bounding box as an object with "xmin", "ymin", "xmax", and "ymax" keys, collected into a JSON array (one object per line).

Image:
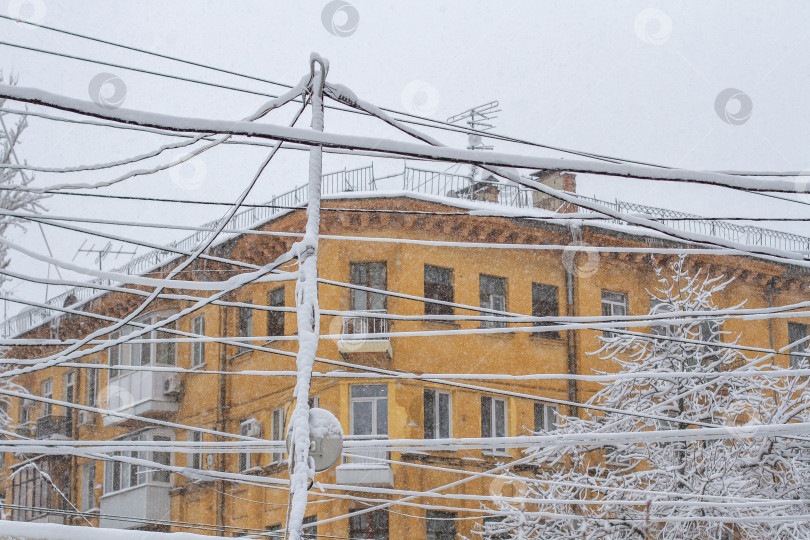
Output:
[{"xmin": 189, "ymin": 363, "xmax": 207, "ymax": 371}]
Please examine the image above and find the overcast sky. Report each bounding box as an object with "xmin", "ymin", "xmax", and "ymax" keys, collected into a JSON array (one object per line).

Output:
[{"xmin": 1, "ymin": 0, "xmax": 809, "ymax": 318}]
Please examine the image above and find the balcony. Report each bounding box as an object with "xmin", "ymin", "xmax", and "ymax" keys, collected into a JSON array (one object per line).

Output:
[
  {"xmin": 36, "ymin": 415, "xmax": 71, "ymax": 440},
  {"xmin": 336, "ymin": 435, "xmax": 393, "ymax": 487},
  {"xmin": 338, "ymin": 311, "xmax": 393, "ymax": 365},
  {"xmin": 99, "ymin": 484, "xmax": 170, "ymax": 529},
  {"xmin": 103, "ymin": 371, "xmax": 180, "ymax": 427}
]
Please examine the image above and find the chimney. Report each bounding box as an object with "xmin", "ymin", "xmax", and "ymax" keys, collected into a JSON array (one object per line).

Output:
[{"xmin": 529, "ymin": 170, "xmax": 576, "ymax": 213}]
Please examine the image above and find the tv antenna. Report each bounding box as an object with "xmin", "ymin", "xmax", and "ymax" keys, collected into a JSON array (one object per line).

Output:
[
  {"xmin": 73, "ymin": 241, "xmax": 137, "ymax": 272},
  {"xmin": 447, "ymin": 101, "xmax": 500, "ymax": 183}
]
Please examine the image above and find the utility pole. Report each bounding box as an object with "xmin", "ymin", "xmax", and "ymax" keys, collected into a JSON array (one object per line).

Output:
[
  {"xmin": 286, "ymin": 54, "xmax": 327, "ymax": 540},
  {"xmin": 447, "ymin": 101, "xmax": 499, "ymax": 184}
]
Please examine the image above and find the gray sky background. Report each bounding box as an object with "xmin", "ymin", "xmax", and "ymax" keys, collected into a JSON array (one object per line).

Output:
[{"xmin": 1, "ymin": 0, "xmax": 809, "ymax": 318}]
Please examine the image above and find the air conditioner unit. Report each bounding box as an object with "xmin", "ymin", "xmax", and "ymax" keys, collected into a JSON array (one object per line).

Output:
[
  {"xmin": 163, "ymin": 374, "xmax": 182, "ymax": 396},
  {"xmin": 242, "ymin": 418, "xmax": 262, "ymax": 438},
  {"xmin": 205, "ymin": 453, "xmax": 215, "ymax": 470},
  {"xmin": 77, "ymin": 410, "xmax": 94, "ymax": 426}
]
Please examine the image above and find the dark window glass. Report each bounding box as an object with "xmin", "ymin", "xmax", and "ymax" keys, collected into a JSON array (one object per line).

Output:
[
  {"xmin": 349, "ymin": 509, "xmax": 389, "ymax": 540},
  {"xmin": 302, "ymin": 515, "xmax": 318, "ymax": 539},
  {"xmin": 267, "ymin": 287, "xmax": 285, "ymax": 338},
  {"xmin": 427, "ymin": 511, "xmax": 457, "ymax": 540},
  {"xmin": 424, "ymin": 389, "xmax": 450, "ymax": 439},
  {"xmin": 237, "ymin": 307, "xmax": 253, "ymax": 353},
  {"xmin": 532, "ymin": 283, "xmax": 559, "ymax": 337},
  {"xmin": 482, "ymin": 516, "xmax": 510, "ymax": 539},
  {"xmin": 424, "ymin": 265, "xmax": 454, "ymax": 316},
  {"xmin": 789, "ymin": 322, "xmax": 809, "ymax": 368}
]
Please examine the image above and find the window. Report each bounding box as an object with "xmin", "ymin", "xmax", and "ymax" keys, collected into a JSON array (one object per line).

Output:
[
  {"xmin": 302, "ymin": 515, "xmax": 318, "ymax": 539},
  {"xmin": 63, "ymin": 372, "xmax": 75, "ymax": 423},
  {"xmin": 191, "ymin": 315, "xmax": 205, "ymax": 368},
  {"xmin": 424, "ymin": 265, "xmax": 454, "ymax": 316},
  {"xmin": 109, "ymin": 312, "xmax": 178, "ymax": 381},
  {"xmin": 532, "ymin": 283, "xmax": 559, "ymax": 337},
  {"xmin": 479, "ymin": 274, "xmax": 507, "ymax": 328},
  {"xmin": 481, "ymin": 396, "xmax": 507, "ymax": 454},
  {"xmin": 424, "ymin": 389, "xmax": 451, "ymax": 439},
  {"xmin": 534, "ymin": 403, "xmax": 557, "ymax": 432},
  {"xmin": 267, "ymin": 287, "xmax": 285, "ymax": 338},
  {"xmin": 789, "ymin": 322, "xmax": 809, "ymax": 368},
  {"xmin": 41, "ymin": 378, "xmax": 53, "ymax": 417},
  {"xmin": 18, "ymin": 398, "xmax": 32, "ymax": 428},
  {"xmin": 427, "ymin": 511, "xmax": 457, "ymax": 540},
  {"xmin": 86, "ymin": 368, "xmax": 98, "ymax": 408},
  {"xmin": 350, "ymin": 262, "xmax": 387, "ymax": 311},
  {"xmin": 104, "ymin": 430, "xmax": 173, "ymax": 494},
  {"xmin": 81, "ymin": 462, "xmax": 96, "ymax": 511},
  {"xmin": 237, "ymin": 307, "xmax": 253, "ymax": 354},
  {"xmin": 109, "ymin": 330, "xmax": 121, "ymax": 378},
  {"xmin": 601, "ymin": 290, "xmax": 627, "ymax": 338},
  {"xmin": 188, "ymin": 431, "xmax": 203, "ymax": 469},
  {"xmin": 351, "ymin": 385, "xmax": 388, "ymax": 437},
  {"xmin": 271, "ymin": 407, "xmax": 286, "ymax": 463},
  {"xmin": 349, "ymin": 509, "xmax": 389, "ymax": 540}
]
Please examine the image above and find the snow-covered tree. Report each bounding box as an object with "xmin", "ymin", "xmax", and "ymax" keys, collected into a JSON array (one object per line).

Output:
[
  {"xmin": 490, "ymin": 256, "xmax": 810, "ymax": 539},
  {"xmin": 0, "ymin": 74, "xmax": 46, "ymax": 433}
]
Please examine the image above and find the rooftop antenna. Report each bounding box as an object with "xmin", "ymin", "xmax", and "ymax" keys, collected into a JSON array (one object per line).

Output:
[
  {"xmin": 447, "ymin": 101, "xmax": 500, "ymax": 184},
  {"xmin": 72, "ymin": 240, "xmax": 137, "ymax": 272}
]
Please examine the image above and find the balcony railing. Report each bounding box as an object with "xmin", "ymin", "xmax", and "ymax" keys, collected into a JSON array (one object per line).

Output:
[
  {"xmin": 342, "ymin": 310, "xmax": 389, "ymax": 338},
  {"xmin": 35, "ymin": 415, "xmax": 71, "ymax": 440}
]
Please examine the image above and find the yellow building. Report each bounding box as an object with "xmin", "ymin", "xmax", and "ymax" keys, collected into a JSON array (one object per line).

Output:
[{"xmin": 1, "ymin": 166, "xmax": 808, "ymax": 538}]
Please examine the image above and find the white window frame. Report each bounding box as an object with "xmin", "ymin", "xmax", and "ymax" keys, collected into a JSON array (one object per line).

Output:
[
  {"xmin": 271, "ymin": 407, "xmax": 286, "ymax": 464},
  {"xmin": 191, "ymin": 315, "xmax": 206, "ymax": 368},
  {"xmin": 103, "ymin": 429, "xmax": 173, "ymax": 496},
  {"xmin": 350, "ymin": 385, "xmax": 388, "ymax": 437},
  {"xmin": 601, "ymin": 290, "xmax": 628, "ymax": 338},
  {"xmin": 108, "ymin": 310, "xmax": 178, "ymax": 381},
  {"xmin": 480, "ymin": 274, "xmax": 507, "ymax": 329},
  {"xmin": 533, "ymin": 403, "xmax": 558, "ymax": 432},
  {"xmin": 424, "ymin": 388, "xmax": 452, "ymax": 439},
  {"xmin": 187, "ymin": 430, "xmax": 203, "ymax": 470},
  {"xmin": 481, "ymin": 395, "xmax": 508, "ymax": 455}
]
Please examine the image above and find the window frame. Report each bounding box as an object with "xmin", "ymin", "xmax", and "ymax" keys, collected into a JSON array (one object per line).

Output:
[
  {"xmin": 191, "ymin": 315, "xmax": 206, "ymax": 368},
  {"xmin": 238, "ymin": 418, "xmax": 260, "ymax": 472},
  {"xmin": 41, "ymin": 378, "xmax": 53, "ymax": 417},
  {"xmin": 601, "ymin": 290, "xmax": 628, "ymax": 338},
  {"xmin": 81, "ymin": 462, "xmax": 96, "ymax": 511},
  {"xmin": 423, "ymin": 388, "xmax": 452, "ymax": 440},
  {"xmin": 108, "ymin": 310, "xmax": 178, "ymax": 381},
  {"xmin": 479, "ymin": 274, "xmax": 507, "ymax": 328},
  {"xmin": 103, "ymin": 429, "xmax": 173, "ymax": 496},
  {"xmin": 270, "ymin": 407, "xmax": 286, "ymax": 464},
  {"xmin": 481, "ymin": 395, "xmax": 508, "ymax": 455},
  {"xmin": 349, "ymin": 262, "xmax": 388, "ymax": 312},
  {"xmin": 533, "ymin": 402, "xmax": 558, "ymax": 432},
  {"xmin": 350, "ymin": 385, "xmax": 389, "ymax": 437}
]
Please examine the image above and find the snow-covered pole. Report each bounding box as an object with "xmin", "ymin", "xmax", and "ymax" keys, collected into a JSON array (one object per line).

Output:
[{"xmin": 286, "ymin": 53, "xmax": 327, "ymax": 540}]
